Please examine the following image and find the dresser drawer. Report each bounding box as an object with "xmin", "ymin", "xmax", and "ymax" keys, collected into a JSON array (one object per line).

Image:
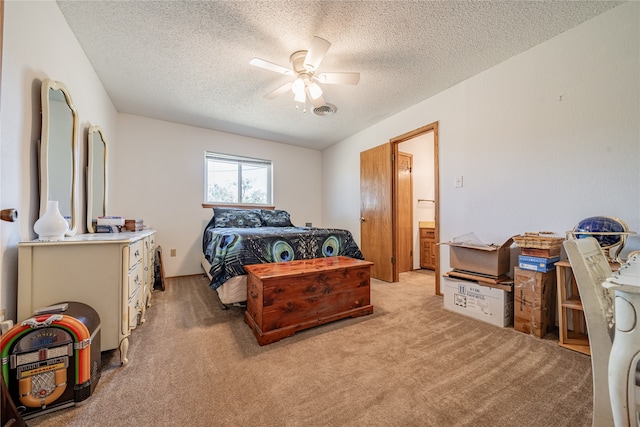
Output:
[
  {"xmin": 420, "ymin": 228, "xmax": 435, "ymax": 239},
  {"xmin": 128, "ymin": 262, "xmax": 144, "ymax": 299},
  {"xmin": 128, "ymin": 286, "xmax": 141, "ymax": 330},
  {"xmin": 128, "ymin": 240, "xmax": 144, "ymax": 269}
]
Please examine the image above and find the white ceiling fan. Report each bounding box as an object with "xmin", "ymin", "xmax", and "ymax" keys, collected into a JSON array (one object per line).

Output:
[{"xmin": 249, "ymin": 36, "xmax": 360, "ymax": 111}]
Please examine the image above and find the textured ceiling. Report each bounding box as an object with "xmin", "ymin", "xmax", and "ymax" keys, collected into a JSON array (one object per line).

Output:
[{"xmin": 56, "ymin": 1, "xmax": 622, "ymax": 151}]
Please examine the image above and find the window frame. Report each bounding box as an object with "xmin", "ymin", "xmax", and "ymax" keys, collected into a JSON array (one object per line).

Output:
[{"xmin": 203, "ymin": 151, "xmax": 273, "ymax": 207}]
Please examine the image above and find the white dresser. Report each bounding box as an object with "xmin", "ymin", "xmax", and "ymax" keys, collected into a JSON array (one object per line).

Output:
[{"xmin": 18, "ymin": 230, "xmax": 156, "ymax": 366}]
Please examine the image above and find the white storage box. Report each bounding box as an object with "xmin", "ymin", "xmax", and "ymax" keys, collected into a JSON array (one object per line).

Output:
[{"xmin": 442, "ymin": 277, "xmax": 513, "ymax": 327}]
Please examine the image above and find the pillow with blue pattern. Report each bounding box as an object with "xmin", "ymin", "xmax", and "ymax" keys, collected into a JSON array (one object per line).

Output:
[
  {"xmin": 213, "ymin": 208, "xmax": 263, "ymax": 228},
  {"xmin": 260, "ymin": 209, "xmax": 294, "ymax": 227}
]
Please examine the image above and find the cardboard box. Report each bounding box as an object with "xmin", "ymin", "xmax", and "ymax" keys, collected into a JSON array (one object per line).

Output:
[
  {"xmin": 442, "ymin": 277, "xmax": 514, "ymax": 327},
  {"xmin": 445, "ymin": 237, "xmax": 513, "ymax": 277},
  {"xmin": 514, "ymin": 297, "xmax": 553, "ymax": 338},
  {"xmin": 513, "ymin": 268, "xmax": 557, "ymax": 337},
  {"xmin": 518, "ymin": 255, "xmax": 560, "ymax": 273},
  {"xmin": 513, "ymin": 267, "xmax": 557, "ymax": 304}
]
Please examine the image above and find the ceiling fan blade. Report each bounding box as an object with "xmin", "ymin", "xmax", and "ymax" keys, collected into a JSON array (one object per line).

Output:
[
  {"xmin": 316, "ymin": 72, "xmax": 360, "ymax": 85},
  {"xmin": 304, "ymin": 37, "xmax": 331, "ymax": 72},
  {"xmin": 250, "ymin": 57, "xmax": 292, "ymax": 76},
  {"xmin": 265, "ymin": 82, "xmax": 293, "ymax": 99}
]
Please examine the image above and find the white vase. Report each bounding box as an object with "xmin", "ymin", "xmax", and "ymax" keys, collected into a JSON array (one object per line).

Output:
[{"xmin": 34, "ymin": 200, "xmax": 69, "ymax": 241}]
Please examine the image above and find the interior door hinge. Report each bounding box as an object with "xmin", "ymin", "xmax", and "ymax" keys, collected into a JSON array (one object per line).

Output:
[{"xmin": 391, "ymin": 257, "xmax": 395, "ymax": 264}]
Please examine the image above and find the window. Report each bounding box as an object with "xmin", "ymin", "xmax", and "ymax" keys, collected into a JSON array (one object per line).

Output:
[{"xmin": 204, "ymin": 152, "xmax": 272, "ymax": 205}]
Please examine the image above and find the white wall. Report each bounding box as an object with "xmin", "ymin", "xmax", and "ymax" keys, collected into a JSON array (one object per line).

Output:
[
  {"xmin": 113, "ymin": 114, "xmax": 322, "ymax": 277},
  {"xmin": 0, "ymin": 0, "xmax": 118, "ymax": 321},
  {"xmin": 322, "ymin": 3, "xmax": 640, "ymax": 274}
]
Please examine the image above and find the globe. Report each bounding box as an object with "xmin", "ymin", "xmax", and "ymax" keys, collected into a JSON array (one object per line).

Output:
[{"xmin": 573, "ymin": 216, "xmax": 628, "ymax": 248}]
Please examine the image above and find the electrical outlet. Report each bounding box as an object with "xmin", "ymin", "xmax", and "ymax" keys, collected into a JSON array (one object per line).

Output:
[
  {"xmin": 454, "ymin": 176, "xmax": 463, "ymax": 188},
  {"xmin": 170, "ymin": 249, "xmax": 177, "ymax": 257}
]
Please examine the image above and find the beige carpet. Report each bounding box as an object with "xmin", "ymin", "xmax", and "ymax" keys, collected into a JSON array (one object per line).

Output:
[{"xmin": 25, "ymin": 270, "xmax": 593, "ymax": 427}]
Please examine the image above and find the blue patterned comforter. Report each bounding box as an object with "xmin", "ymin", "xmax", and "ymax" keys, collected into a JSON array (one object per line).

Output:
[{"xmin": 203, "ymin": 224, "xmax": 365, "ymax": 290}]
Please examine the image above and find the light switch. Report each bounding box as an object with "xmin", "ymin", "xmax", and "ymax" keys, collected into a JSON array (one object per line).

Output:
[{"xmin": 454, "ymin": 176, "xmax": 463, "ymax": 188}]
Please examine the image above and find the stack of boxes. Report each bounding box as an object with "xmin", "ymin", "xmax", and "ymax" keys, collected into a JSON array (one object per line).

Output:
[
  {"xmin": 95, "ymin": 216, "xmax": 145, "ymax": 233},
  {"xmin": 441, "ymin": 237, "xmax": 515, "ymax": 327},
  {"xmin": 513, "ymin": 242, "xmax": 561, "ymax": 338}
]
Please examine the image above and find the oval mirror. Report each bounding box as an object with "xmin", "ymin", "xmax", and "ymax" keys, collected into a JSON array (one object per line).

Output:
[
  {"xmin": 87, "ymin": 125, "xmax": 107, "ymax": 233},
  {"xmin": 39, "ymin": 79, "xmax": 79, "ymax": 236}
]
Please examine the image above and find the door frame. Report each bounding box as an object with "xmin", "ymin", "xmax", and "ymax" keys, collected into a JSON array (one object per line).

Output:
[{"xmin": 390, "ymin": 121, "xmax": 441, "ymax": 294}]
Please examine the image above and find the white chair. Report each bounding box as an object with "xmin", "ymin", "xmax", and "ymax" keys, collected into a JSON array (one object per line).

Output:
[
  {"xmin": 564, "ymin": 237, "xmax": 640, "ymax": 427},
  {"xmin": 604, "ymin": 251, "xmax": 640, "ymax": 427}
]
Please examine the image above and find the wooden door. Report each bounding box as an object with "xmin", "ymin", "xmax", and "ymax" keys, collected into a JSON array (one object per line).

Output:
[
  {"xmin": 360, "ymin": 143, "xmax": 394, "ymax": 282},
  {"xmin": 397, "ymin": 152, "xmax": 413, "ymax": 273}
]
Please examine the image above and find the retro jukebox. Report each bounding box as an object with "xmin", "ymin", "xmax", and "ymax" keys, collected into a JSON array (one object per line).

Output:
[{"xmin": 0, "ymin": 302, "xmax": 101, "ymax": 420}]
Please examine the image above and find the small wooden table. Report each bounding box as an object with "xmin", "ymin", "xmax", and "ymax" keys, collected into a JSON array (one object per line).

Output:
[{"xmin": 244, "ymin": 256, "xmax": 374, "ymax": 345}]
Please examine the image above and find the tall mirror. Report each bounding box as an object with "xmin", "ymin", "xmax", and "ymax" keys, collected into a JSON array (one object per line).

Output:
[
  {"xmin": 39, "ymin": 79, "xmax": 79, "ymax": 236},
  {"xmin": 87, "ymin": 125, "xmax": 107, "ymax": 233}
]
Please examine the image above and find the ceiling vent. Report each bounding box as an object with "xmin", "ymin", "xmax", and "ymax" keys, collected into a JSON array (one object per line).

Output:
[{"xmin": 313, "ymin": 103, "xmax": 337, "ymax": 116}]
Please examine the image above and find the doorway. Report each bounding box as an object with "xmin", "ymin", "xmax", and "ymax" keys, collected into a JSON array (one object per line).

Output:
[
  {"xmin": 393, "ymin": 124, "xmax": 440, "ymax": 294},
  {"xmin": 360, "ymin": 122, "xmax": 440, "ymax": 294}
]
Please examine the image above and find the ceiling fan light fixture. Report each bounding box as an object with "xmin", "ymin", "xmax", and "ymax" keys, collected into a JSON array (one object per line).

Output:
[
  {"xmin": 293, "ymin": 79, "xmax": 306, "ymax": 104},
  {"xmin": 292, "ymin": 77, "xmax": 305, "ymax": 96},
  {"xmin": 307, "ymin": 82, "xmax": 323, "ymax": 100},
  {"xmin": 294, "ymin": 90, "xmax": 306, "ymax": 103}
]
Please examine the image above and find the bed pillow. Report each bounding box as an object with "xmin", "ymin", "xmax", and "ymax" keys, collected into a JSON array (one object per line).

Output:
[
  {"xmin": 213, "ymin": 208, "xmax": 263, "ymax": 228},
  {"xmin": 260, "ymin": 209, "xmax": 294, "ymax": 227}
]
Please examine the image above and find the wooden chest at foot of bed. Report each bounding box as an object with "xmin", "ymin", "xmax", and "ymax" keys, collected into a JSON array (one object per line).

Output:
[{"xmin": 244, "ymin": 256, "xmax": 374, "ymax": 345}]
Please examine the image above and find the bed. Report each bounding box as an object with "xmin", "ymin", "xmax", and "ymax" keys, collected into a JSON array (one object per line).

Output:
[{"xmin": 201, "ymin": 207, "xmax": 365, "ymax": 307}]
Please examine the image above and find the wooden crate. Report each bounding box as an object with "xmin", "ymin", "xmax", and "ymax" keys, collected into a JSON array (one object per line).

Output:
[{"xmin": 244, "ymin": 256, "xmax": 374, "ymax": 345}]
